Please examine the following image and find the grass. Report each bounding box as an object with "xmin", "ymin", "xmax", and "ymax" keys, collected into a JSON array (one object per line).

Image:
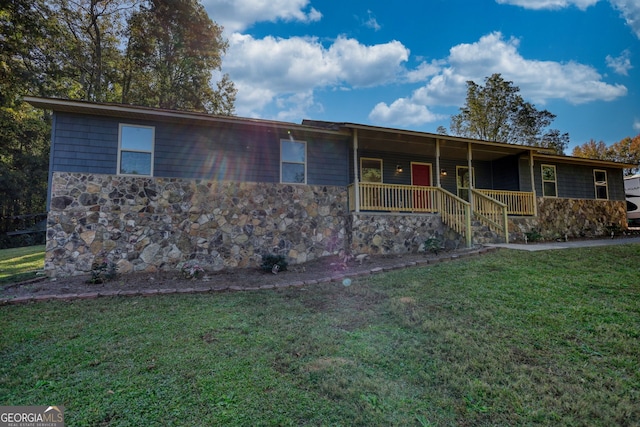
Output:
[
  {"xmin": 0, "ymin": 245, "xmax": 45, "ymax": 285},
  {"xmin": 1, "ymin": 245, "xmax": 639, "ymax": 426}
]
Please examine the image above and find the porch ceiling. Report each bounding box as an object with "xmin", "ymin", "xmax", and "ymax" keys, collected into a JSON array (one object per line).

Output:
[{"xmin": 354, "ymin": 128, "xmax": 532, "ymax": 162}]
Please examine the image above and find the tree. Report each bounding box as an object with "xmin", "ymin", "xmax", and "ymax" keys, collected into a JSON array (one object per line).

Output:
[
  {"xmin": 1, "ymin": 0, "xmax": 58, "ymax": 245},
  {"xmin": 122, "ymin": 0, "xmax": 236, "ymax": 114},
  {"xmin": 0, "ymin": 0, "xmax": 237, "ymax": 247},
  {"xmin": 572, "ymin": 135, "xmax": 640, "ymax": 175},
  {"xmin": 448, "ymin": 74, "xmax": 568, "ymax": 154},
  {"xmin": 571, "ymin": 139, "xmax": 611, "ymax": 160},
  {"xmin": 609, "ymin": 135, "xmax": 640, "ymax": 175},
  {"xmin": 52, "ymin": 0, "xmax": 132, "ymax": 102}
]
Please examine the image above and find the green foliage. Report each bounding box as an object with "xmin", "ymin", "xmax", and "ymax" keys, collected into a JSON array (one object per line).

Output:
[
  {"xmin": 524, "ymin": 228, "xmax": 542, "ymax": 242},
  {"xmin": 572, "ymin": 135, "xmax": 640, "ymax": 175},
  {"xmin": 423, "ymin": 237, "xmax": 443, "ymax": 255},
  {"xmin": 86, "ymin": 255, "xmax": 117, "ymax": 284},
  {"xmin": 260, "ymin": 254, "xmax": 288, "ymax": 273},
  {"xmin": 449, "ymin": 73, "xmax": 569, "ymax": 154},
  {"xmin": 121, "ymin": 0, "xmax": 235, "ymax": 113}
]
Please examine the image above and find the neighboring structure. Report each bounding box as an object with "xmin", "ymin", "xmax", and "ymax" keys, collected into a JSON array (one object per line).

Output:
[{"xmin": 26, "ymin": 97, "xmax": 632, "ymax": 277}]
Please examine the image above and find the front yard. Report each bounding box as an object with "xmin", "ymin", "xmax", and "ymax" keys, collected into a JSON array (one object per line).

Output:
[{"xmin": 1, "ymin": 245, "xmax": 639, "ymax": 426}]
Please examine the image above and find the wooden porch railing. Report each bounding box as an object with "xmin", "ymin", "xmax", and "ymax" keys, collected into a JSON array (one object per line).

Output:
[
  {"xmin": 348, "ymin": 183, "xmax": 472, "ymax": 247},
  {"xmin": 471, "ymin": 189, "xmax": 508, "ymax": 243},
  {"xmin": 476, "ymin": 189, "xmax": 535, "ymax": 216}
]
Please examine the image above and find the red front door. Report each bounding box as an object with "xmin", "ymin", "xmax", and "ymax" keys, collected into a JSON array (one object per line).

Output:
[{"xmin": 411, "ymin": 163, "xmax": 431, "ymax": 211}]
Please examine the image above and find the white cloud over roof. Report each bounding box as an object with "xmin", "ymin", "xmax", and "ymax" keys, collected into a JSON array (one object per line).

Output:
[
  {"xmin": 369, "ymin": 98, "xmax": 444, "ymax": 127},
  {"xmin": 224, "ymin": 34, "xmax": 410, "ymax": 117},
  {"xmin": 371, "ymin": 32, "xmax": 627, "ymax": 127}
]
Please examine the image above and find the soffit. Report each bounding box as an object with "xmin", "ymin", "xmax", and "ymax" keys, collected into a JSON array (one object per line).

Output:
[{"xmin": 351, "ymin": 126, "xmax": 534, "ymax": 162}]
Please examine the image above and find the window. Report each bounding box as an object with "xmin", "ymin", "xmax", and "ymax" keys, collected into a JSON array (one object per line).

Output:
[
  {"xmin": 281, "ymin": 139, "xmax": 306, "ymax": 184},
  {"xmin": 456, "ymin": 166, "xmax": 474, "ymax": 201},
  {"xmin": 360, "ymin": 158, "xmax": 382, "ymax": 183},
  {"xmin": 541, "ymin": 165, "xmax": 557, "ymax": 197},
  {"xmin": 118, "ymin": 124, "xmax": 154, "ymax": 176},
  {"xmin": 594, "ymin": 170, "xmax": 608, "ymax": 199}
]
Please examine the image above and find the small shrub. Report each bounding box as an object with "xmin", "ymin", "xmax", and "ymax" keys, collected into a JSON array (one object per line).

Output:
[
  {"xmin": 261, "ymin": 254, "xmax": 288, "ymax": 273},
  {"xmin": 423, "ymin": 237, "xmax": 443, "ymax": 255},
  {"xmin": 605, "ymin": 223, "xmax": 622, "ymax": 236},
  {"xmin": 524, "ymin": 228, "xmax": 542, "ymax": 243},
  {"xmin": 87, "ymin": 256, "xmax": 117, "ymax": 284},
  {"xmin": 178, "ymin": 260, "xmax": 205, "ymax": 279}
]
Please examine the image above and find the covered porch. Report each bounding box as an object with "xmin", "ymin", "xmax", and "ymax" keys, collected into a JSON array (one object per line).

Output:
[{"xmin": 342, "ymin": 123, "xmax": 545, "ymax": 246}]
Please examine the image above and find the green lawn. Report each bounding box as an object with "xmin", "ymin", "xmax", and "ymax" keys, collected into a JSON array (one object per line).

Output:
[
  {"xmin": 0, "ymin": 245, "xmax": 45, "ymax": 284},
  {"xmin": 1, "ymin": 245, "xmax": 639, "ymax": 426}
]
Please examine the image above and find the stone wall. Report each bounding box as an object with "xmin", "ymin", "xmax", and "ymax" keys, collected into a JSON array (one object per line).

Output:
[
  {"xmin": 46, "ymin": 173, "xmax": 348, "ymax": 277},
  {"xmin": 348, "ymin": 212, "xmax": 461, "ymax": 255},
  {"xmin": 46, "ymin": 173, "xmax": 628, "ymax": 277},
  {"xmin": 509, "ymin": 197, "xmax": 627, "ymax": 242}
]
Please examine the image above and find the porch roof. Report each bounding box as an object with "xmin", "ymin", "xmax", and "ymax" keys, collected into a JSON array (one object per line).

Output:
[
  {"xmin": 534, "ymin": 153, "xmax": 637, "ymax": 169},
  {"xmin": 303, "ymin": 120, "xmax": 551, "ymax": 162}
]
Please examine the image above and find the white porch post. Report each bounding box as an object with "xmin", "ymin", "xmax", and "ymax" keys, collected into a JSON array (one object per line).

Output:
[
  {"xmin": 435, "ymin": 139, "xmax": 441, "ymax": 188},
  {"xmin": 353, "ymin": 129, "xmax": 360, "ymax": 213}
]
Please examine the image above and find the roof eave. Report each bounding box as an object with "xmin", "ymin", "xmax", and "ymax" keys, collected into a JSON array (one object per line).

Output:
[
  {"xmin": 24, "ymin": 96, "xmax": 349, "ymax": 136},
  {"xmin": 534, "ymin": 153, "xmax": 636, "ymax": 169}
]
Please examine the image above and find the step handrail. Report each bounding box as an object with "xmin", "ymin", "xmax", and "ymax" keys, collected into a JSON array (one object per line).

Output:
[{"xmin": 471, "ymin": 189, "xmax": 508, "ymax": 243}]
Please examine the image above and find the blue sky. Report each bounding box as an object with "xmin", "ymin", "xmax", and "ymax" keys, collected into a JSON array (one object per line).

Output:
[{"xmin": 203, "ymin": 0, "xmax": 640, "ymax": 152}]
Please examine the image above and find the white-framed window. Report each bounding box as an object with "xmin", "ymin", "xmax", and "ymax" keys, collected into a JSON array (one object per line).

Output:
[
  {"xmin": 456, "ymin": 166, "xmax": 474, "ymax": 201},
  {"xmin": 594, "ymin": 169, "xmax": 608, "ymax": 200},
  {"xmin": 360, "ymin": 158, "xmax": 383, "ymax": 183},
  {"xmin": 118, "ymin": 124, "xmax": 154, "ymax": 176},
  {"xmin": 281, "ymin": 139, "xmax": 306, "ymax": 184},
  {"xmin": 541, "ymin": 164, "xmax": 557, "ymax": 197}
]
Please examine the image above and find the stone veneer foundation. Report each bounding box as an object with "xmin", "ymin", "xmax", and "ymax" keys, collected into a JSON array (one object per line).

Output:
[
  {"xmin": 508, "ymin": 197, "xmax": 627, "ymax": 241},
  {"xmin": 46, "ymin": 173, "xmax": 627, "ymax": 277},
  {"xmin": 47, "ymin": 173, "xmax": 349, "ymax": 277}
]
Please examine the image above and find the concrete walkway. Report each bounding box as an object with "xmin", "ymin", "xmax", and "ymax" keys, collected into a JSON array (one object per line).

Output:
[{"xmin": 486, "ymin": 236, "xmax": 640, "ymax": 251}]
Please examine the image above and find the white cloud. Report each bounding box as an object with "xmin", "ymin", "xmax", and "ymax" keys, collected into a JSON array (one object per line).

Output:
[
  {"xmin": 369, "ymin": 98, "xmax": 444, "ymax": 127},
  {"xmin": 203, "ymin": 0, "xmax": 321, "ymax": 33},
  {"xmin": 497, "ymin": 0, "xmax": 640, "ymax": 38},
  {"xmin": 406, "ymin": 60, "xmax": 443, "ymax": 83},
  {"xmin": 610, "ymin": 0, "xmax": 640, "ymax": 38},
  {"xmin": 634, "ymin": 118, "xmax": 640, "ymax": 132},
  {"xmin": 606, "ymin": 50, "xmax": 633, "ymax": 75},
  {"xmin": 363, "ymin": 10, "xmax": 381, "ymax": 31},
  {"xmin": 223, "ymin": 33, "xmax": 409, "ymax": 117},
  {"xmin": 495, "ymin": 0, "xmax": 598, "ymax": 10},
  {"xmin": 416, "ymin": 32, "xmax": 626, "ymax": 106},
  {"xmin": 369, "ymin": 32, "xmax": 627, "ymax": 128},
  {"xmin": 274, "ymin": 91, "xmax": 323, "ymax": 122}
]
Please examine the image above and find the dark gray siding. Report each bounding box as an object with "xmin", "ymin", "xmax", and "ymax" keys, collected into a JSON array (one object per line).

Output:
[
  {"xmin": 52, "ymin": 113, "xmax": 118, "ymax": 174},
  {"xmin": 51, "ymin": 112, "xmax": 350, "ymax": 186},
  {"xmin": 518, "ymin": 156, "xmax": 533, "ymax": 192},
  {"xmin": 307, "ymin": 136, "xmax": 349, "ymax": 186},
  {"xmin": 491, "ymin": 155, "xmax": 520, "ymax": 191},
  {"xmin": 534, "ymin": 160, "xmax": 625, "ymax": 201},
  {"xmin": 153, "ymin": 122, "xmax": 281, "ymax": 182}
]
